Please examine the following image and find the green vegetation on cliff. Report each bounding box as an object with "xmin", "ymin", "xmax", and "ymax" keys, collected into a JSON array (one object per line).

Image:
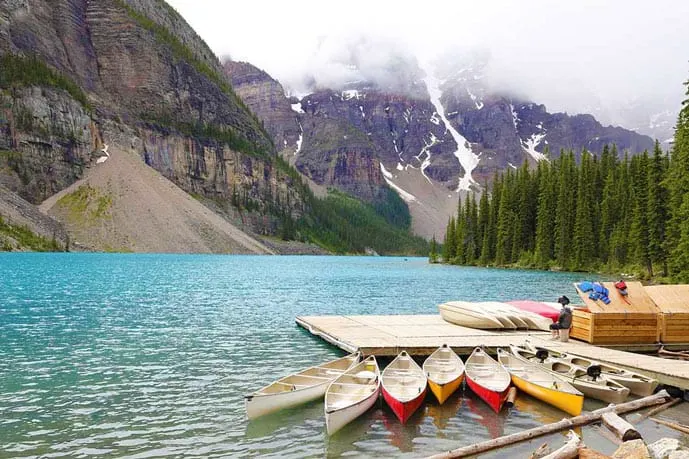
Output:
[
  {"xmin": 302, "ymin": 189, "xmax": 428, "ymax": 255},
  {"xmin": 55, "ymin": 185, "xmax": 113, "ymax": 226},
  {"xmin": 0, "ymin": 214, "xmax": 63, "ymax": 252},
  {"xmin": 0, "ymin": 54, "xmax": 90, "ymax": 110}
]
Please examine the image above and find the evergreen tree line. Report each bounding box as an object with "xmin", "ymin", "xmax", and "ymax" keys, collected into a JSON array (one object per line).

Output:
[{"xmin": 438, "ymin": 78, "xmax": 689, "ymax": 281}]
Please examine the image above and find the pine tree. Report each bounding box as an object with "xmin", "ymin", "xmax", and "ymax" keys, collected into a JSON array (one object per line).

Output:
[
  {"xmin": 630, "ymin": 152, "xmax": 652, "ymax": 276},
  {"xmin": 666, "ymin": 78, "xmax": 689, "ymax": 281},
  {"xmin": 443, "ymin": 217, "xmax": 457, "ymax": 263},
  {"xmin": 429, "ymin": 236, "xmax": 439, "ymax": 263},
  {"xmin": 647, "ymin": 140, "xmax": 668, "ymax": 276},
  {"xmin": 534, "ymin": 160, "xmax": 556, "ymax": 267},
  {"xmin": 554, "ymin": 151, "xmax": 577, "ymax": 269},
  {"xmin": 573, "ymin": 151, "xmax": 595, "ymax": 269}
]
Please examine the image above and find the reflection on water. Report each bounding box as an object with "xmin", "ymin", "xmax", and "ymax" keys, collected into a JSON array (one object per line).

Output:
[{"xmin": 4, "ymin": 254, "xmax": 680, "ymax": 458}]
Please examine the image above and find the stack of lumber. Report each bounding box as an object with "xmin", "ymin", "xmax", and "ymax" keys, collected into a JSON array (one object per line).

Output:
[
  {"xmin": 571, "ymin": 282, "xmax": 659, "ymax": 344},
  {"xmin": 645, "ymin": 285, "xmax": 689, "ymax": 343}
]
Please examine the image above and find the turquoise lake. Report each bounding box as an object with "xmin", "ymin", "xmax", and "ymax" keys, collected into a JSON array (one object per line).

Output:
[{"xmin": 0, "ymin": 254, "xmax": 680, "ymax": 458}]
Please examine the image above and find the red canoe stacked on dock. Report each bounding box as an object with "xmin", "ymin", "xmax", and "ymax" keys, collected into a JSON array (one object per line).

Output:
[
  {"xmin": 465, "ymin": 347, "xmax": 512, "ymax": 413},
  {"xmin": 381, "ymin": 351, "xmax": 427, "ymax": 423},
  {"xmin": 507, "ymin": 300, "xmax": 559, "ymax": 323}
]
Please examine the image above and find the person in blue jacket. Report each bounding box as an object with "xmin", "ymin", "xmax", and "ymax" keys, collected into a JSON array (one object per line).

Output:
[{"xmin": 550, "ymin": 295, "xmax": 573, "ymax": 339}]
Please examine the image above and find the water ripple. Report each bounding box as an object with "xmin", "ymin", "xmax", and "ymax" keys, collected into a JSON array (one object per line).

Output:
[{"xmin": 1, "ymin": 254, "xmax": 601, "ymax": 457}]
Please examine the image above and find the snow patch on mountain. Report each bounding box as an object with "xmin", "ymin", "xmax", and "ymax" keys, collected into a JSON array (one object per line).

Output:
[
  {"xmin": 423, "ymin": 70, "xmax": 479, "ymax": 191},
  {"xmin": 467, "ymin": 88, "xmax": 484, "ymax": 110},
  {"xmin": 342, "ymin": 89, "xmax": 362, "ymax": 100},
  {"xmin": 291, "ymin": 102, "xmax": 305, "ymax": 114},
  {"xmin": 510, "ymin": 104, "xmax": 519, "ymax": 130},
  {"xmin": 415, "ymin": 133, "xmax": 440, "ymax": 184},
  {"xmin": 521, "ymin": 133, "xmax": 548, "ymax": 161},
  {"xmin": 380, "ymin": 163, "xmax": 417, "ymax": 203}
]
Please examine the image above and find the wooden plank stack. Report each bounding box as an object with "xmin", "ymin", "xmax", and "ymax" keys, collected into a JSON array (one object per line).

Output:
[
  {"xmin": 571, "ymin": 282, "xmax": 660, "ymax": 345},
  {"xmin": 645, "ymin": 285, "xmax": 689, "ymax": 343}
]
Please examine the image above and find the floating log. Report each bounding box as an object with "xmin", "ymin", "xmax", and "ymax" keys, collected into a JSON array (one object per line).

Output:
[
  {"xmin": 650, "ymin": 417, "xmax": 689, "ymax": 435},
  {"xmin": 601, "ymin": 412, "xmax": 641, "ymax": 441},
  {"xmin": 506, "ymin": 387, "xmax": 518, "ymax": 408},
  {"xmin": 541, "ymin": 431, "xmax": 581, "ymax": 459},
  {"xmin": 426, "ymin": 390, "xmax": 673, "ymax": 459},
  {"xmin": 632, "ymin": 398, "xmax": 682, "ymax": 424},
  {"xmin": 593, "ymin": 425, "xmax": 622, "ymax": 446}
]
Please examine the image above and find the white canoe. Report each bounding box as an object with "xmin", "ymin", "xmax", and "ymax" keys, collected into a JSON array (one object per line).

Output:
[
  {"xmin": 246, "ymin": 352, "xmax": 360, "ymax": 419},
  {"xmin": 476, "ymin": 302, "xmax": 529, "ymax": 329},
  {"xmin": 524, "ymin": 342, "xmax": 659, "ymax": 396},
  {"xmin": 510, "ymin": 344, "xmax": 630, "ymax": 404},
  {"xmin": 325, "ymin": 355, "xmax": 381, "ymax": 435},
  {"xmin": 496, "ymin": 303, "xmax": 553, "ymax": 331},
  {"xmin": 439, "ymin": 301, "xmax": 509, "ymax": 329}
]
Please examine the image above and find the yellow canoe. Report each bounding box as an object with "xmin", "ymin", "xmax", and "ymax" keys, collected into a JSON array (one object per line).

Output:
[
  {"xmin": 497, "ymin": 348, "xmax": 583, "ymax": 416},
  {"xmin": 423, "ymin": 344, "xmax": 466, "ymax": 404}
]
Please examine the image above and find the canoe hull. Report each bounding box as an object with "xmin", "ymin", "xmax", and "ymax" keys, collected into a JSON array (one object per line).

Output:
[
  {"xmin": 382, "ymin": 386, "xmax": 426, "ymax": 423},
  {"xmin": 466, "ymin": 375, "xmax": 509, "ymax": 413},
  {"xmin": 428, "ymin": 375, "xmax": 464, "ymax": 405},
  {"xmin": 326, "ymin": 386, "xmax": 380, "ymax": 435},
  {"xmin": 439, "ymin": 302, "xmax": 504, "ymax": 329},
  {"xmin": 246, "ymin": 382, "xmax": 327, "ymax": 419},
  {"xmin": 510, "ymin": 374, "xmax": 583, "ymax": 416}
]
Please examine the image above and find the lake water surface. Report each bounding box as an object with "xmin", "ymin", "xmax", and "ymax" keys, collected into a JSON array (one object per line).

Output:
[{"xmin": 0, "ymin": 254, "xmax": 678, "ymax": 458}]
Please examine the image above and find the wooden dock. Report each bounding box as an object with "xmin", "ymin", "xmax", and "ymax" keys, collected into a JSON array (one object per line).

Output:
[{"xmin": 296, "ymin": 314, "xmax": 689, "ymax": 391}]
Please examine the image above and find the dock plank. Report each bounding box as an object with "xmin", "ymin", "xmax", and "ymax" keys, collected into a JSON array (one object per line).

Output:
[{"xmin": 296, "ymin": 314, "xmax": 689, "ymax": 391}]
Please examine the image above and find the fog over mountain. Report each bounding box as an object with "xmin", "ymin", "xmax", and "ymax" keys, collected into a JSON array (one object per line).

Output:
[{"xmin": 168, "ymin": 0, "xmax": 689, "ymax": 141}]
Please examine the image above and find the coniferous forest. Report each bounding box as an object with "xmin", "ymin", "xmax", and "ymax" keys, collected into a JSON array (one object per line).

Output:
[{"xmin": 435, "ymin": 79, "xmax": 689, "ymax": 282}]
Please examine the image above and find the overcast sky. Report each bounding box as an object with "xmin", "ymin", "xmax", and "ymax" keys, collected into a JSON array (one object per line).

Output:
[{"xmin": 167, "ymin": 0, "xmax": 689, "ymax": 116}]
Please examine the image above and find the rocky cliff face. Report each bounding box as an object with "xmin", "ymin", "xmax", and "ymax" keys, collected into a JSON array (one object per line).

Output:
[
  {"xmin": 0, "ymin": 0, "xmax": 304, "ymax": 242},
  {"xmin": 223, "ymin": 61, "xmax": 301, "ymax": 157}
]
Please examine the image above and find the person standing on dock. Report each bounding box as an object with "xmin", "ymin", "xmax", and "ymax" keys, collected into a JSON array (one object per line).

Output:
[{"xmin": 550, "ymin": 296, "xmax": 572, "ymax": 340}]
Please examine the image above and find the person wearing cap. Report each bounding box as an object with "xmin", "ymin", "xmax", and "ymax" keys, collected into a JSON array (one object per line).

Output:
[{"xmin": 550, "ymin": 295, "xmax": 573, "ymax": 340}]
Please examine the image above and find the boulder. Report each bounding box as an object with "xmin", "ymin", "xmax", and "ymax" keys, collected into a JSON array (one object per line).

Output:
[{"xmin": 612, "ymin": 439, "xmax": 651, "ymax": 459}]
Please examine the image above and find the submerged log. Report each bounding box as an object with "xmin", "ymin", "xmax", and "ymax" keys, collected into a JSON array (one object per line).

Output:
[
  {"xmin": 650, "ymin": 417, "xmax": 689, "ymax": 435},
  {"xmin": 541, "ymin": 431, "xmax": 581, "ymax": 459},
  {"xmin": 632, "ymin": 398, "xmax": 682, "ymax": 424},
  {"xmin": 506, "ymin": 387, "xmax": 518, "ymax": 408},
  {"xmin": 601, "ymin": 412, "xmax": 642, "ymax": 441},
  {"xmin": 427, "ymin": 390, "xmax": 673, "ymax": 459}
]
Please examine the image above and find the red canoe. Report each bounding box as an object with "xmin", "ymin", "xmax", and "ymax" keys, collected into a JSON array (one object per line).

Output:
[
  {"xmin": 465, "ymin": 347, "xmax": 511, "ymax": 413},
  {"xmin": 508, "ymin": 300, "xmax": 559, "ymax": 322},
  {"xmin": 381, "ymin": 351, "xmax": 427, "ymax": 423}
]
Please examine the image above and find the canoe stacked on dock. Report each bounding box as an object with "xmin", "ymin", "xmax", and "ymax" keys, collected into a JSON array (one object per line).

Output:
[
  {"xmin": 497, "ymin": 348, "xmax": 584, "ymax": 416},
  {"xmin": 438, "ymin": 301, "xmax": 554, "ymax": 331},
  {"xmin": 439, "ymin": 301, "xmax": 506, "ymax": 329},
  {"xmin": 325, "ymin": 355, "xmax": 381, "ymax": 435},
  {"xmin": 465, "ymin": 347, "xmax": 512, "ymax": 413},
  {"xmin": 423, "ymin": 344, "xmax": 465, "ymax": 404},
  {"xmin": 245, "ymin": 352, "xmax": 361, "ymax": 419},
  {"xmin": 510, "ymin": 344, "xmax": 630, "ymax": 404},
  {"xmin": 524, "ymin": 342, "xmax": 659, "ymax": 396},
  {"xmin": 381, "ymin": 351, "xmax": 427, "ymax": 423}
]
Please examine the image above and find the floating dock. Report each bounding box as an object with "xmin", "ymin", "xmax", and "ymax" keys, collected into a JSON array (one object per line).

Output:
[{"xmin": 296, "ymin": 314, "xmax": 689, "ymax": 391}]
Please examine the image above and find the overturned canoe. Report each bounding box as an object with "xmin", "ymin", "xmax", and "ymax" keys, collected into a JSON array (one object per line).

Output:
[
  {"xmin": 524, "ymin": 342, "xmax": 658, "ymax": 396},
  {"xmin": 246, "ymin": 352, "xmax": 361, "ymax": 419},
  {"xmin": 325, "ymin": 355, "xmax": 380, "ymax": 435},
  {"xmin": 382, "ymin": 351, "xmax": 427, "ymax": 423},
  {"xmin": 497, "ymin": 348, "xmax": 584, "ymax": 416},
  {"xmin": 424, "ymin": 344, "xmax": 465, "ymax": 404},
  {"xmin": 465, "ymin": 347, "xmax": 511, "ymax": 413},
  {"xmin": 510, "ymin": 344, "xmax": 630, "ymax": 404},
  {"xmin": 439, "ymin": 301, "xmax": 512, "ymax": 330}
]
